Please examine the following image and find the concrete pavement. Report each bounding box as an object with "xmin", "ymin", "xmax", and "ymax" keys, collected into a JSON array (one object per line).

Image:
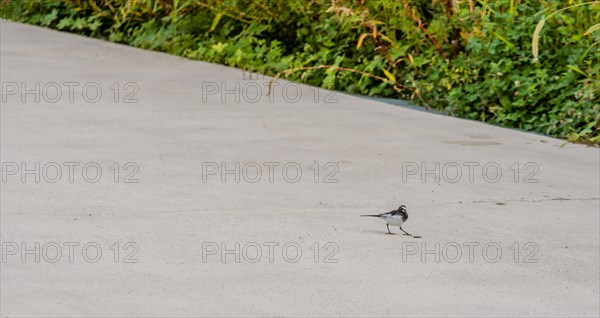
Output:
[{"xmin": 0, "ymin": 21, "xmax": 599, "ymax": 317}]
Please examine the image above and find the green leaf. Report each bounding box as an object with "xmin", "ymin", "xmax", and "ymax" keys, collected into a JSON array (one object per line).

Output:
[
  {"xmin": 491, "ymin": 31, "xmax": 514, "ymax": 49},
  {"xmin": 209, "ymin": 12, "xmax": 222, "ymax": 33},
  {"xmin": 566, "ymin": 65, "xmax": 589, "ymax": 78},
  {"xmin": 382, "ymin": 69, "xmax": 396, "ymax": 82}
]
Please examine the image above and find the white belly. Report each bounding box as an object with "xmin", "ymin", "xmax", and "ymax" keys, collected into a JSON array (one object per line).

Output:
[{"xmin": 380, "ymin": 214, "xmax": 404, "ymax": 226}]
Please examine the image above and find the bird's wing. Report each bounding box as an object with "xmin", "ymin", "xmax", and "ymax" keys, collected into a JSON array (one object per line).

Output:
[
  {"xmin": 379, "ymin": 210, "xmax": 397, "ymax": 217},
  {"xmin": 389, "ymin": 209, "xmax": 401, "ymax": 215}
]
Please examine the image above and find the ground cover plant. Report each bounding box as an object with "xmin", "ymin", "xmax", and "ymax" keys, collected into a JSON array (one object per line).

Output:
[{"xmin": 2, "ymin": 0, "xmax": 598, "ymax": 144}]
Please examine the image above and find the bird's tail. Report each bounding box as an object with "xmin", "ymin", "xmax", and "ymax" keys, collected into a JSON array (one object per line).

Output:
[{"xmin": 361, "ymin": 214, "xmax": 379, "ymax": 217}]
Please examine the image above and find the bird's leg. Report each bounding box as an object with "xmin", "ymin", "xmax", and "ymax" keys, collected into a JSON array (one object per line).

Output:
[
  {"xmin": 399, "ymin": 226, "xmax": 412, "ymax": 236},
  {"xmin": 386, "ymin": 224, "xmax": 393, "ymax": 235}
]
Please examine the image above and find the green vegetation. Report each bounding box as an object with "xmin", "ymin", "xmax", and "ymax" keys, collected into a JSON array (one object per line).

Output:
[{"xmin": 2, "ymin": 0, "xmax": 599, "ymax": 144}]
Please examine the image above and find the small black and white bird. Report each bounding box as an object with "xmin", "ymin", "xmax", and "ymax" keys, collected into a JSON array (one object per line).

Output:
[{"xmin": 362, "ymin": 205, "xmax": 411, "ymax": 236}]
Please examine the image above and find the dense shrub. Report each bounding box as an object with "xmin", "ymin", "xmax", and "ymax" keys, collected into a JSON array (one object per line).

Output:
[{"xmin": 2, "ymin": 0, "xmax": 598, "ymax": 144}]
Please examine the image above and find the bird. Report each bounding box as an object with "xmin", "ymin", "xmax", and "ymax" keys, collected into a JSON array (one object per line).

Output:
[{"xmin": 362, "ymin": 205, "xmax": 411, "ymax": 236}]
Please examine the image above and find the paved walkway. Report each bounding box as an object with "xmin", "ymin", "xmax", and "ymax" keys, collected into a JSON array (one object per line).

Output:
[{"xmin": 1, "ymin": 21, "xmax": 599, "ymax": 316}]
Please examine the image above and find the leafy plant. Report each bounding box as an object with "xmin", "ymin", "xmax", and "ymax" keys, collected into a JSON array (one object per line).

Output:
[{"xmin": 1, "ymin": 0, "xmax": 598, "ymax": 144}]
